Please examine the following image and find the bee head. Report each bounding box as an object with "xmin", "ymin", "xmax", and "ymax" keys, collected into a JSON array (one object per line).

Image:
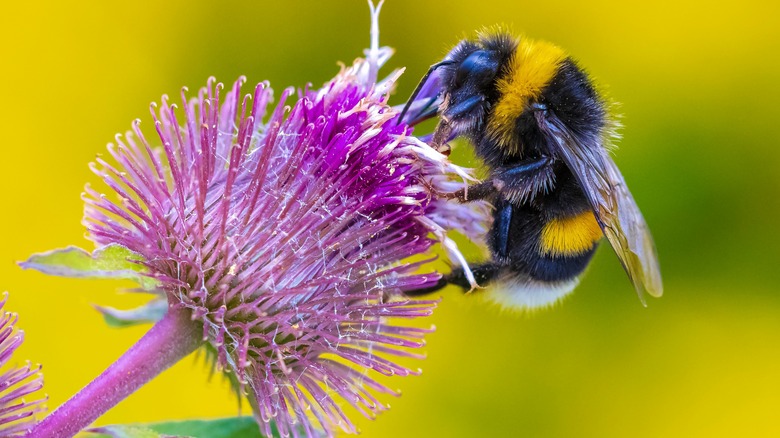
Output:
[
  {"xmin": 398, "ymin": 32, "xmax": 517, "ymax": 135},
  {"xmin": 437, "ymin": 34, "xmax": 517, "ymax": 130}
]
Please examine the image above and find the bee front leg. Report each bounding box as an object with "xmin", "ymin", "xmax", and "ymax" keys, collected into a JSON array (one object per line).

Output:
[{"xmin": 431, "ymin": 116, "xmax": 454, "ymax": 153}]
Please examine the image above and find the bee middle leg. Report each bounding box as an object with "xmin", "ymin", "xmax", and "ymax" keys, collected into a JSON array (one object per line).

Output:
[{"xmin": 448, "ymin": 156, "xmax": 556, "ymax": 203}]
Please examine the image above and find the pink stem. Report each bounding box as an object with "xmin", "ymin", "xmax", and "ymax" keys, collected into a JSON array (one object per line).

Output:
[{"xmin": 27, "ymin": 305, "xmax": 203, "ymax": 438}]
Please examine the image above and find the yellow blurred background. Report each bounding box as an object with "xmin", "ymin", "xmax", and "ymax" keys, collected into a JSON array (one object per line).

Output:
[{"xmin": 2, "ymin": 0, "xmax": 779, "ymax": 436}]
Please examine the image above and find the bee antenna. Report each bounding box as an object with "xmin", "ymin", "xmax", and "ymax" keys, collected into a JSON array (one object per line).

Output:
[{"xmin": 397, "ymin": 60, "xmax": 454, "ymax": 126}]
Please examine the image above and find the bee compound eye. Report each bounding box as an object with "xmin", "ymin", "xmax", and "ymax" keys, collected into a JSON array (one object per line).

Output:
[{"xmin": 454, "ymin": 50, "xmax": 498, "ymax": 87}]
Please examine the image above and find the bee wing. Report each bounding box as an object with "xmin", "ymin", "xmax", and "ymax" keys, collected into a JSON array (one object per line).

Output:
[{"xmin": 537, "ymin": 112, "xmax": 663, "ymax": 303}]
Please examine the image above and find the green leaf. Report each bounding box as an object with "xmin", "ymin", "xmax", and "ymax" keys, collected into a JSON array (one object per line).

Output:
[
  {"xmin": 87, "ymin": 417, "xmax": 266, "ymax": 438},
  {"xmin": 94, "ymin": 297, "xmax": 168, "ymax": 327},
  {"xmin": 20, "ymin": 244, "xmax": 157, "ymax": 289}
]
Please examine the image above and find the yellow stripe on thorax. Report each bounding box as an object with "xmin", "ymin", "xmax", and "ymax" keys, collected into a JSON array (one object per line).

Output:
[
  {"xmin": 540, "ymin": 211, "xmax": 603, "ymax": 256},
  {"xmin": 487, "ymin": 38, "xmax": 566, "ymax": 152}
]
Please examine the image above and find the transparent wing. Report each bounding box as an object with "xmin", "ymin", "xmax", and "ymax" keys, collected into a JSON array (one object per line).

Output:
[{"xmin": 537, "ymin": 112, "xmax": 663, "ymax": 303}]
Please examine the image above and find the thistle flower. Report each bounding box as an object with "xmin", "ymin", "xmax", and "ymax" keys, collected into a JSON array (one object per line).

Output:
[
  {"xmin": 84, "ymin": 67, "xmax": 468, "ymax": 437},
  {"xmin": 88, "ymin": 71, "xmax": 444, "ymax": 437},
  {"xmin": 23, "ymin": 5, "xmax": 488, "ymax": 437},
  {"xmin": 0, "ymin": 293, "xmax": 46, "ymax": 436}
]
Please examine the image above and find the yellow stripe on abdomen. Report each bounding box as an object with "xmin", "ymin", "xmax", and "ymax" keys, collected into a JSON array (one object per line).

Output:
[
  {"xmin": 487, "ymin": 38, "xmax": 566, "ymax": 152},
  {"xmin": 540, "ymin": 211, "xmax": 603, "ymax": 256}
]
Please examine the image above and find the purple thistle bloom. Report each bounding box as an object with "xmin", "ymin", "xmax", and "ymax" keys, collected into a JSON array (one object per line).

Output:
[
  {"xmin": 69, "ymin": 31, "xmax": 487, "ymax": 438},
  {"xmin": 0, "ymin": 293, "xmax": 46, "ymax": 436}
]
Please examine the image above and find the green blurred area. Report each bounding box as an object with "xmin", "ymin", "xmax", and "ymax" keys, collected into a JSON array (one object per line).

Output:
[{"xmin": 1, "ymin": 0, "xmax": 778, "ymax": 436}]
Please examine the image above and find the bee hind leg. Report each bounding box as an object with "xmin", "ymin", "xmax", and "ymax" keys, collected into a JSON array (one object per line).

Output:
[
  {"xmin": 402, "ymin": 276, "xmax": 449, "ymax": 297},
  {"xmin": 404, "ymin": 263, "xmax": 502, "ymax": 297},
  {"xmin": 446, "ymin": 263, "xmax": 501, "ymax": 290}
]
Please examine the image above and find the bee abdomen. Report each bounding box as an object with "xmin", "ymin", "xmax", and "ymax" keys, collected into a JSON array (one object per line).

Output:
[
  {"xmin": 539, "ymin": 211, "xmax": 602, "ymax": 257},
  {"xmin": 486, "ymin": 275, "xmax": 580, "ymax": 310},
  {"xmin": 525, "ymin": 247, "xmax": 598, "ymax": 282},
  {"xmin": 519, "ymin": 211, "xmax": 602, "ymax": 282}
]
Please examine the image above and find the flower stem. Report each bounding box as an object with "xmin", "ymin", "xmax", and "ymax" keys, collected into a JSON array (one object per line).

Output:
[{"xmin": 27, "ymin": 305, "xmax": 203, "ymax": 438}]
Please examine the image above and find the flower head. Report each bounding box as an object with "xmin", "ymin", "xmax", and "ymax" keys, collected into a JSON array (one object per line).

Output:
[
  {"xmin": 0, "ymin": 293, "xmax": 46, "ymax": 436},
  {"xmin": 81, "ymin": 30, "xmax": 486, "ymax": 438}
]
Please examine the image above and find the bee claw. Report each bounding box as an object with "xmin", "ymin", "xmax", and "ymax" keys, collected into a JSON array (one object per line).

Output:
[
  {"xmin": 464, "ymin": 282, "xmax": 486, "ymax": 294},
  {"xmin": 420, "ymin": 178, "xmax": 460, "ymax": 201},
  {"xmin": 436, "ymin": 142, "xmax": 452, "ymax": 156}
]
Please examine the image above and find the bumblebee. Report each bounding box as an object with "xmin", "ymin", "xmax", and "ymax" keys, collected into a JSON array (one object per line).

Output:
[{"xmin": 401, "ymin": 30, "xmax": 663, "ymax": 308}]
